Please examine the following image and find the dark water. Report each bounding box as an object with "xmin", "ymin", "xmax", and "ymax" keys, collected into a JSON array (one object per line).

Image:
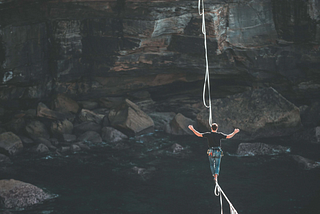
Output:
[{"xmin": 1, "ymin": 132, "xmax": 320, "ymax": 214}]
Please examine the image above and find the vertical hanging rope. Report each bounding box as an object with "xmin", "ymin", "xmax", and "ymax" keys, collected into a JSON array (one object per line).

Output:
[
  {"xmin": 198, "ymin": 0, "xmax": 212, "ymax": 126},
  {"xmin": 198, "ymin": 1, "xmax": 239, "ymax": 213}
]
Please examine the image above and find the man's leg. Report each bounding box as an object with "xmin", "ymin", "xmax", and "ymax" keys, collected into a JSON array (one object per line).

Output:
[
  {"xmin": 213, "ymin": 151, "xmax": 222, "ymax": 182},
  {"xmin": 208, "ymin": 155, "xmax": 215, "ymax": 177}
]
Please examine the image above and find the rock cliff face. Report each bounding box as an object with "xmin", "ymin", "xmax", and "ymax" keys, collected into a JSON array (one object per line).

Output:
[{"xmin": 0, "ymin": 0, "xmax": 319, "ymax": 113}]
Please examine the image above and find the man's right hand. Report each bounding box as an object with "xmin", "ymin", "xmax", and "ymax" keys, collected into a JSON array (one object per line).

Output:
[{"xmin": 188, "ymin": 125, "xmax": 193, "ymax": 130}]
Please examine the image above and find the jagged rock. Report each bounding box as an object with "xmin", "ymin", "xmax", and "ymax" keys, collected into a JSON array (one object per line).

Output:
[
  {"xmin": 108, "ymin": 99, "xmax": 154, "ymax": 137},
  {"xmin": 236, "ymin": 142, "xmax": 290, "ymax": 156},
  {"xmin": 50, "ymin": 119, "xmax": 73, "ymax": 137},
  {"xmin": 37, "ymin": 102, "xmax": 66, "ymax": 120},
  {"xmin": 78, "ymin": 131, "xmax": 102, "ymax": 144},
  {"xmin": 51, "ymin": 93, "xmax": 80, "ymax": 114},
  {"xmin": 34, "ymin": 137, "xmax": 56, "ymax": 150},
  {"xmin": 25, "ymin": 120, "xmax": 50, "ymax": 140},
  {"xmin": 73, "ymin": 121, "xmax": 101, "ymax": 134},
  {"xmin": 291, "ymin": 155, "xmax": 320, "ymax": 170},
  {"xmin": 149, "ymin": 112, "xmax": 176, "ymax": 131},
  {"xmin": 166, "ymin": 113, "xmax": 196, "ymax": 135},
  {"xmin": 0, "ymin": 132, "xmax": 23, "ymax": 155},
  {"xmin": 78, "ymin": 101, "xmax": 99, "ymax": 110},
  {"xmin": 0, "ymin": 154, "xmax": 12, "ymax": 166},
  {"xmin": 197, "ymin": 88, "xmax": 301, "ymax": 140},
  {"xmin": 62, "ymin": 134, "xmax": 77, "ymax": 142},
  {"xmin": 79, "ymin": 109, "xmax": 104, "ymax": 124},
  {"xmin": 101, "ymin": 127, "xmax": 127, "ymax": 143},
  {"xmin": 36, "ymin": 143, "xmax": 49, "ymax": 153},
  {"xmin": 0, "ymin": 179, "xmax": 51, "ymax": 208}
]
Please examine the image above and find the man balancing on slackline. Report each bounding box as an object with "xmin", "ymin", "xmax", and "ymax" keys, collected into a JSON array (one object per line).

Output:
[{"xmin": 188, "ymin": 123, "xmax": 240, "ymax": 182}]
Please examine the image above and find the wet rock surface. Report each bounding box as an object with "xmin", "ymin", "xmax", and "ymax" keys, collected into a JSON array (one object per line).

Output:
[
  {"xmin": 0, "ymin": 179, "xmax": 51, "ymax": 209},
  {"xmin": 291, "ymin": 155, "xmax": 320, "ymax": 170},
  {"xmin": 236, "ymin": 142, "xmax": 290, "ymax": 156}
]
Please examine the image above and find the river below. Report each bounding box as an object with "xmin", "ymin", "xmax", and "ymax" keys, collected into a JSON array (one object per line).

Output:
[{"xmin": 1, "ymin": 131, "xmax": 320, "ymax": 214}]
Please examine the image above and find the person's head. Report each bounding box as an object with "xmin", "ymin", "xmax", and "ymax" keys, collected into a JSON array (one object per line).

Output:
[{"xmin": 211, "ymin": 123, "xmax": 218, "ymax": 132}]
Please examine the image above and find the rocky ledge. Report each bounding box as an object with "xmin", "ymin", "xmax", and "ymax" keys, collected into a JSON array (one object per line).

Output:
[{"xmin": 0, "ymin": 86, "xmax": 318, "ymax": 161}]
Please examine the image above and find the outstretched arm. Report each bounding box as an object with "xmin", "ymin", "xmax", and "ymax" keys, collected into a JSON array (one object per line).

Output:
[
  {"xmin": 188, "ymin": 125, "xmax": 203, "ymax": 137},
  {"xmin": 226, "ymin": 128, "xmax": 240, "ymax": 139}
]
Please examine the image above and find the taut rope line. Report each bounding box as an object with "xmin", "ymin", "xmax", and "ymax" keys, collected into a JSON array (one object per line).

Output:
[{"xmin": 198, "ymin": 0, "xmax": 239, "ymax": 213}]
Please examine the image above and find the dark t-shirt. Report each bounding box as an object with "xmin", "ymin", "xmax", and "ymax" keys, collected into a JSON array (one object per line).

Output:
[{"xmin": 203, "ymin": 132, "xmax": 227, "ymax": 148}]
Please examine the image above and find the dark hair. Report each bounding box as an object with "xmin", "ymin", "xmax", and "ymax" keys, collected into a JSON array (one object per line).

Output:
[{"xmin": 211, "ymin": 123, "xmax": 218, "ymax": 131}]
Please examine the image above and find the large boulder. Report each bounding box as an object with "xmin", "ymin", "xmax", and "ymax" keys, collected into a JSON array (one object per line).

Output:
[
  {"xmin": 197, "ymin": 87, "xmax": 301, "ymax": 140},
  {"xmin": 236, "ymin": 142, "xmax": 290, "ymax": 156},
  {"xmin": 165, "ymin": 113, "xmax": 196, "ymax": 135},
  {"xmin": 101, "ymin": 127, "xmax": 128, "ymax": 143},
  {"xmin": 0, "ymin": 179, "xmax": 51, "ymax": 209},
  {"xmin": 108, "ymin": 99, "xmax": 154, "ymax": 136},
  {"xmin": 25, "ymin": 120, "xmax": 50, "ymax": 140},
  {"xmin": 51, "ymin": 93, "xmax": 80, "ymax": 114},
  {"xmin": 0, "ymin": 132, "xmax": 23, "ymax": 155}
]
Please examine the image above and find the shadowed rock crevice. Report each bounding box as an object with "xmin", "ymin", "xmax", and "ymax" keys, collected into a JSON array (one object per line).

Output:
[{"xmin": 272, "ymin": 0, "xmax": 317, "ymax": 42}]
